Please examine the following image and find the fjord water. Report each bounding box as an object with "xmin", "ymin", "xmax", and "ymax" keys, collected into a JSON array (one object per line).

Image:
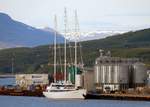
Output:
[
  {"xmin": 0, "ymin": 78, "xmax": 150, "ymax": 107},
  {"xmin": 0, "ymin": 77, "xmax": 15, "ymax": 86},
  {"xmin": 0, "ymin": 96, "xmax": 150, "ymax": 107}
]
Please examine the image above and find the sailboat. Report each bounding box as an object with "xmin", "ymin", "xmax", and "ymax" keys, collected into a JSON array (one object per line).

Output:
[{"xmin": 43, "ymin": 9, "xmax": 86, "ymax": 99}]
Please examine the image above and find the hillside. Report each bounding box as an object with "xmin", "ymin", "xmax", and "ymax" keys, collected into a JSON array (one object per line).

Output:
[
  {"xmin": 0, "ymin": 28, "xmax": 150, "ymax": 74},
  {"xmin": 0, "ymin": 13, "xmax": 64, "ymax": 48},
  {"xmin": 82, "ymin": 28, "xmax": 150, "ymax": 49}
]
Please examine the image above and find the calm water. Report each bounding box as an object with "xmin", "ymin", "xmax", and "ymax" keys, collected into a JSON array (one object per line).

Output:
[
  {"xmin": 0, "ymin": 78, "xmax": 150, "ymax": 107},
  {"xmin": 0, "ymin": 96, "xmax": 150, "ymax": 107},
  {"xmin": 0, "ymin": 77, "xmax": 15, "ymax": 86}
]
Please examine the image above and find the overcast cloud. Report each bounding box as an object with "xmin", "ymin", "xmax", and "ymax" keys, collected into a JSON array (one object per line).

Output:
[{"xmin": 0, "ymin": 0, "xmax": 150, "ymax": 31}]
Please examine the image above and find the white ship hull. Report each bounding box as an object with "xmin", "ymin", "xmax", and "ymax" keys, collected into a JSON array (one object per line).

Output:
[{"xmin": 43, "ymin": 89, "xmax": 86, "ymax": 99}]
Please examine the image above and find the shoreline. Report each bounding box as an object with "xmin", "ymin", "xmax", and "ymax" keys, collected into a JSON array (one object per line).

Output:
[
  {"xmin": 84, "ymin": 93, "xmax": 150, "ymax": 101},
  {"xmin": 1, "ymin": 89, "xmax": 150, "ymax": 101}
]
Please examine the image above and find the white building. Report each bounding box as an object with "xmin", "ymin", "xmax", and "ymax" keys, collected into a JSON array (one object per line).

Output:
[{"xmin": 16, "ymin": 74, "xmax": 49, "ymax": 88}]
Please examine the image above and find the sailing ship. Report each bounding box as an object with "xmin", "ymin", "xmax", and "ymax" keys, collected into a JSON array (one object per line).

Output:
[{"xmin": 43, "ymin": 8, "xmax": 86, "ymax": 99}]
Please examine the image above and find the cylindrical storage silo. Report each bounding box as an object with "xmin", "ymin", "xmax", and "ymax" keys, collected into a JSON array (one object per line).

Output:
[
  {"xmin": 102, "ymin": 65, "xmax": 106, "ymax": 84},
  {"xmin": 94, "ymin": 65, "xmax": 100, "ymax": 84},
  {"xmin": 108, "ymin": 65, "xmax": 112, "ymax": 83},
  {"xmin": 133, "ymin": 62, "xmax": 147, "ymax": 87},
  {"xmin": 118, "ymin": 64, "xmax": 129, "ymax": 84},
  {"xmin": 105, "ymin": 65, "xmax": 109, "ymax": 83},
  {"xmin": 104, "ymin": 65, "xmax": 112, "ymax": 84},
  {"xmin": 113, "ymin": 65, "xmax": 119, "ymax": 84}
]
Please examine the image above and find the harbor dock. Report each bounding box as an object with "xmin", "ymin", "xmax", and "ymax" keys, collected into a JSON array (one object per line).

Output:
[
  {"xmin": 1, "ymin": 86, "xmax": 150, "ymax": 101},
  {"xmin": 84, "ymin": 93, "xmax": 150, "ymax": 101}
]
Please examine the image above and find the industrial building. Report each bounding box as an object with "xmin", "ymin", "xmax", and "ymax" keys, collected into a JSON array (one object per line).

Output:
[
  {"xmin": 16, "ymin": 74, "xmax": 49, "ymax": 88},
  {"xmin": 83, "ymin": 68, "xmax": 95, "ymax": 91},
  {"xmin": 94, "ymin": 50, "xmax": 147, "ymax": 92}
]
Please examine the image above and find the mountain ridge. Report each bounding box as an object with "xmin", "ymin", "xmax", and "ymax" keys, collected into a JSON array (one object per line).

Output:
[{"xmin": 0, "ymin": 13, "xmax": 64, "ymax": 48}]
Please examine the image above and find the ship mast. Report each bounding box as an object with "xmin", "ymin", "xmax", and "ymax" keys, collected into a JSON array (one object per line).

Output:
[
  {"xmin": 54, "ymin": 15, "xmax": 57, "ymax": 83},
  {"xmin": 74, "ymin": 10, "xmax": 79, "ymax": 74},
  {"xmin": 64, "ymin": 8, "xmax": 67, "ymax": 83}
]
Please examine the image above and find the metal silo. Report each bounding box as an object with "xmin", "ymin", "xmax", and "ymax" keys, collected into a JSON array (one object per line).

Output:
[
  {"xmin": 113, "ymin": 65, "xmax": 119, "ymax": 84},
  {"xmin": 95, "ymin": 63, "xmax": 112, "ymax": 85},
  {"xmin": 102, "ymin": 65, "xmax": 106, "ymax": 84},
  {"xmin": 108, "ymin": 65, "xmax": 112, "ymax": 83},
  {"xmin": 94, "ymin": 65, "xmax": 100, "ymax": 84},
  {"xmin": 99, "ymin": 65, "xmax": 104, "ymax": 84},
  {"xmin": 133, "ymin": 62, "xmax": 147, "ymax": 87},
  {"xmin": 118, "ymin": 64, "xmax": 129, "ymax": 84},
  {"xmin": 104, "ymin": 65, "xmax": 108, "ymax": 84}
]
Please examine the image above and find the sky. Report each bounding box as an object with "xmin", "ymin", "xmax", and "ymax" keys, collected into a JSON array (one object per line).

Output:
[{"xmin": 0, "ymin": 0, "xmax": 150, "ymax": 31}]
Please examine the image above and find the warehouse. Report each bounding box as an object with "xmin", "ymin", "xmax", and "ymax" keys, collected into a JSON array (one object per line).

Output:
[{"xmin": 16, "ymin": 74, "xmax": 49, "ymax": 88}]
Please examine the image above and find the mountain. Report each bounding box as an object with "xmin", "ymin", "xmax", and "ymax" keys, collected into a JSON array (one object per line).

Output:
[
  {"xmin": 42, "ymin": 27, "xmax": 55, "ymax": 32},
  {"xmin": 0, "ymin": 42, "xmax": 20, "ymax": 49},
  {"xmin": 82, "ymin": 28, "xmax": 150, "ymax": 49},
  {"xmin": 67, "ymin": 30, "xmax": 126, "ymax": 41},
  {"xmin": 0, "ymin": 13, "xmax": 64, "ymax": 48},
  {"xmin": 0, "ymin": 27, "xmax": 150, "ymax": 74}
]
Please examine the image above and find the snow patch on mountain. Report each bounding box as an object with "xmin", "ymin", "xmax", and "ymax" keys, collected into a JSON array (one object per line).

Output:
[{"xmin": 63, "ymin": 30, "xmax": 127, "ymax": 41}]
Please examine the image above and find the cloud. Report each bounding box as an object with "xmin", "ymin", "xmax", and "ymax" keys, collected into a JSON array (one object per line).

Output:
[
  {"xmin": 107, "ymin": 13, "xmax": 150, "ymax": 17},
  {"xmin": 0, "ymin": 0, "xmax": 150, "ymax": 31}
]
